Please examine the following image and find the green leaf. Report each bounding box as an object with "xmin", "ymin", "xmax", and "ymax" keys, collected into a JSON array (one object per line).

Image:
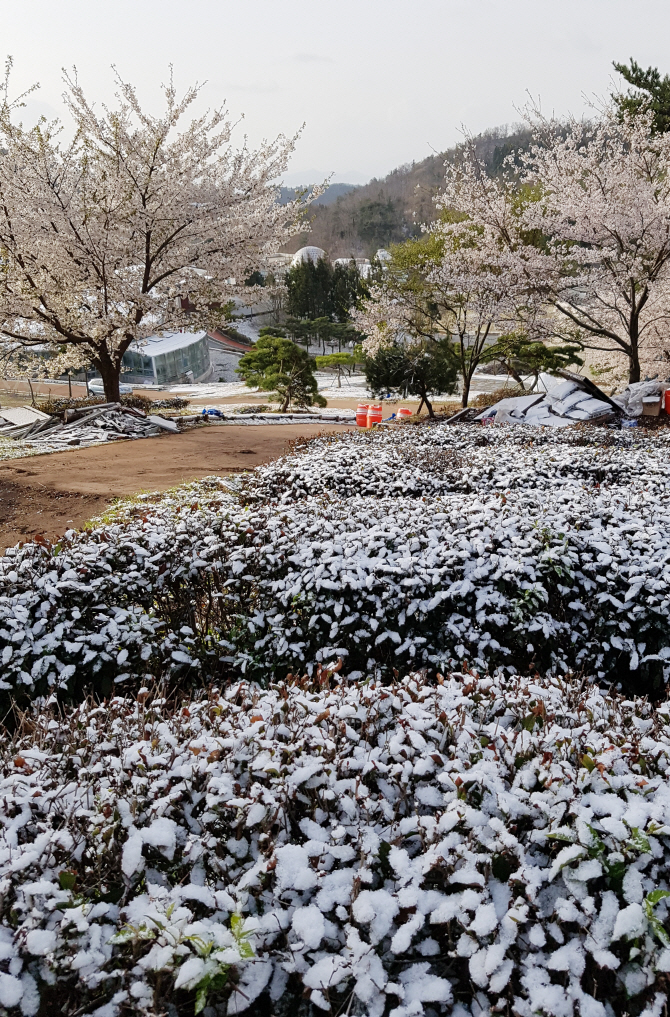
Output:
[
  {"xmin": 647, "ymin": 821, "xmax": 670, "ymax": 837},
  {"xmin": 195, "ymin": 984, "xmax": 208, "ymax": 1016},
  {"xmin": 58, "ymin": 870, "xmax": 77, "ymax": 891},
  {"xmin": 109, "ymin": 922, "xmax": 156, "ymax": 945},
  {"xmin": 231, "ymin": 913, "xmax": 255, "ymax": 959},
  {"xmin": 581, "ymin": 754, "xmax": 595, "ymax": 772},
  {"xmin": 646, "ymin": 889, "xmax": 670, "ymax": 906},
  {"xmin": 184, "ymin": 934, "xmax": 213, "ymax": 958},
  {"xmin": 629, "ymin": 828, "xmax": 651, "ymax": 854},
  {"xmin": 586, "ymin": 824, "xmax": 606, "ymax": 857},
  {"xmin": 547, "ymin": 830, "xmax": 576, "ymax": 843},
  {"xmin": 604, "ymin": 857, "xmax": 626, "ymax": 889},
  {"xmin": 643, "ymin": 889, "xmax": 670, "ymax": 947},
  {"xmin": 109, "ymin": 927, "xmax": 137, "ymax": 945}
]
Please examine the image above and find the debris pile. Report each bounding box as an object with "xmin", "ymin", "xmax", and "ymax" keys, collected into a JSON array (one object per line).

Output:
[
  {"xmin": 0, "ymin": 402, "xmax": 178, "ymax": 452},
  {"xmin": 475, "ymin": 370, "xmax": 620, "ymax": 427},
  {"xmin": 612, "ymin": 378, "xmax": 667, "ymax": 417},
  {"xmin": 0, "ymin": 405, "xmax": 53, "ymax": 437}
]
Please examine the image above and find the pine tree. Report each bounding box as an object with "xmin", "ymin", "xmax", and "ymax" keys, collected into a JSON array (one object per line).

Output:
[
  {"xmin": 237, "ymin": 336, "xmax": 326, "ymax": 412},
  {"xmin": 364, "ymin": 338, "xmax": 458, "ymax": 417},
  {"xmin": 613, "ymin": 59, "xmax": 670, "ymax": 133}
]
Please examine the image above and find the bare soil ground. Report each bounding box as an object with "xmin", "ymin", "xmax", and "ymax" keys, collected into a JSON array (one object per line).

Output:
[{"xmin": 0, "ymin": 422, "xmax": 350, "ymax": 552}]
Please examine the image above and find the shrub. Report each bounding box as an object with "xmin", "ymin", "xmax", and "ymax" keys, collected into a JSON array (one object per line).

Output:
[
  {"xmin": 34, "ymin": 395, "xmax": 190, "ymax": 414},
  {"xmin": 35, "ymin": 395, "xmax": 106, "ymax": 415},
  {"xmin": 1, "ymin": 425, "xmax": 670, "ymax": 706},
  {"xmin": 1, "ymin": 670, "xmax": 670, "ymax": 1016},
  {"xmin": 470, "ymin": 384, "xmax": 527, "ymax": 409}
]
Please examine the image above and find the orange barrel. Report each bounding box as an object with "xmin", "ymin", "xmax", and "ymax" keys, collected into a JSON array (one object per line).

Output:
[
  {"xmin": 367, "ymin": 403, "xmax": 383, "ymax": 427},
  {"xmin": 356, "ymin": 403, "xmax": 369, "ymax": 427},
  {"xmin": 397, "ymin": 407, "xmax": 412, "ymax": 420}
]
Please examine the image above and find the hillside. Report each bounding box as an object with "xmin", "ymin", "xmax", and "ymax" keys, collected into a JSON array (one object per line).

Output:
[
  {"xmin": 279, "ymin": 182, "xmax": 358, "ymax": 207},
  {"xmin": 283, "ymin": 123, "xmax": 533, "ymax": 259}
]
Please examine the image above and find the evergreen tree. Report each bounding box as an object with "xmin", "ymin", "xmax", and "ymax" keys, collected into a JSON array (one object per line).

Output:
[
  {"xmin": 284, "ymin": 256, "xmax": 368, "ymax": 322},
  {"xmin": 330, "ymin": 260, "xmax": 370, "ymax": 321},
  {"xmin": 237, "ymin": 336, "xmax": 326, "ymax": 412},
  {"xmin": 481, "ymin": 333, "xmax": 583, "ymax": 389},
  {"xmin": 364, "ymin": 338, "xmax": 458, "ymax": 418},
  {"xmin": 285, "ymin": 257, "xmax": 334, "ymax": 319},
  {"xmin": 613, "ymin": 59, "xmax": 670, "ymax": 133},
  {"xmin": 315, "ymin": 351, "xmax": 359, "ymax": 388}
]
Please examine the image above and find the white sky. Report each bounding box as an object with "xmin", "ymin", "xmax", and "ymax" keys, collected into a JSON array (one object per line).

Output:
[{"xmin": 2, "ymin": 0, "xmax": 669, "ymax": 183}]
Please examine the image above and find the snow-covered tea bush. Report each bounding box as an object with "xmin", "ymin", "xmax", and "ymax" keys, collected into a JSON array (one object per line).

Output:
[
  {"xmin": 1, "ymin": 669, "xmax": 670, "ymax": 1016},
  {"xmin": 1, "ymin": 423, "xmax": 670, "ymax": 702}
]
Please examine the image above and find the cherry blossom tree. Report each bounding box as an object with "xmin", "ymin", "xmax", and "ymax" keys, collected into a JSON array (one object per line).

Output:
[
  {"xmin": 439, "ymin": 106, "xmax": 670, "ymax": 384},
  {"xmin": 354, "ymin": 231, "xmax": 545, "ymax": 407},
  {"xmin": 0, "ymin": 67, "xmax": 313, "ymax": 400}
]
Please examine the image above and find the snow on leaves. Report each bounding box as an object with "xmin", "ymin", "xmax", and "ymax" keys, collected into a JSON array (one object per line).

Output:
[
  {"xmin": 1, "ymin": 424, "xmax": 670, "ymax": 698},
  {"xmin": 0, "ymin": 672, "xmax": 669, "ymax": 1014}
]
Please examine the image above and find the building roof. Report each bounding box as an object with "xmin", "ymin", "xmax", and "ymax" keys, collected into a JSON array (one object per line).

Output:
[
  {"xmin": 207, "ymin": 329, "xmax": 253, "ymax": 352},
  {"xmin": 130, "ymin": 331, "xmax": 208, "ymax": 358},
  {"xmin": 291, "ymin": 246, "xmax": 326, "ymax": 267}
]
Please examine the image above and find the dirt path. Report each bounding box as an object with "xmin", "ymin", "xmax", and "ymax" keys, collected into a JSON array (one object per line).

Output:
[{"xmin": 0, "ymin": 422, "xmax": 350, "ymax": 551}]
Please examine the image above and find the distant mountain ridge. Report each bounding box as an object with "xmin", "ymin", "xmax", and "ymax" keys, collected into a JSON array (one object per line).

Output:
[
  {"xmin": 283, "ymin": 124, "xmax": 532, "ymax": 260},
  {"xmin": 278, "ymin": 183, "xmax": 358, "ymax": 207}
]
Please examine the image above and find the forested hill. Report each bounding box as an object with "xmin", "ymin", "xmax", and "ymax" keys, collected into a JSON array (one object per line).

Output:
[{"xmin": 282, "ymin": 124, "xmax": 532, "ymax": 260}]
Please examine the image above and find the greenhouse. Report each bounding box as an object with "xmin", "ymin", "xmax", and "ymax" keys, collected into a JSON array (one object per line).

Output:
[{"xmin": 120, "ymin": 331, "xmax": 212, "ymax": 385}]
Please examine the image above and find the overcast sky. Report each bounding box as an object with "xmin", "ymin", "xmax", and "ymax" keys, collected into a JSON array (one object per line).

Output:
[{"xmin": 2, "ymin": 0, "xmax": 668, "ymax": 184}]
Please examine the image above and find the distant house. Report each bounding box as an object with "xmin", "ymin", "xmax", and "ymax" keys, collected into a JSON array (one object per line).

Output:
[{"xmin": 120, "ymin": 331, "xmax": 212, "ymax": 386}]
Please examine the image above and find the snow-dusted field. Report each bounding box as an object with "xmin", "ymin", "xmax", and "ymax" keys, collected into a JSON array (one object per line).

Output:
[
  {"xmin": 1, "ymin": 422, "xmax": 670, "ymax": 1016},
  {"xmin": 1, "ymin": 422, "xmax": 669, "ymax": 700}
]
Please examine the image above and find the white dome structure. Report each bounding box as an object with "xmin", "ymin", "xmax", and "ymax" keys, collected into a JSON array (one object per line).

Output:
[{"xmin": 291, "ymin": 246, "xmax": 327, "ymax": 267}]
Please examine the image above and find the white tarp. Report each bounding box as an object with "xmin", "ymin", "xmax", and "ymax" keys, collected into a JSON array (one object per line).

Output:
[{"xmin": 611, "ymin": 380, "xmax": 666, "ymax": 417}]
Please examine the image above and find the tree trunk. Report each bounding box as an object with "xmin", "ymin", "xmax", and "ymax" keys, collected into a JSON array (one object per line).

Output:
[
  {"xmin": 629, "ymin": 303, "xmax": 641, "ymax": 383},
  {"xmin": 97, "ymin": 354, "xmax": 122, "ymax": 402},
  {"xmin": 419, "ymin": 387, "xmax": 435, "ymax": 418},
  {"xmin": 280, "ymin": 390, "xmax": 290, "ymax": 412},
  {"xmin": 461, "ymin": 376, "xmax": 471, "ymax": 409}
]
